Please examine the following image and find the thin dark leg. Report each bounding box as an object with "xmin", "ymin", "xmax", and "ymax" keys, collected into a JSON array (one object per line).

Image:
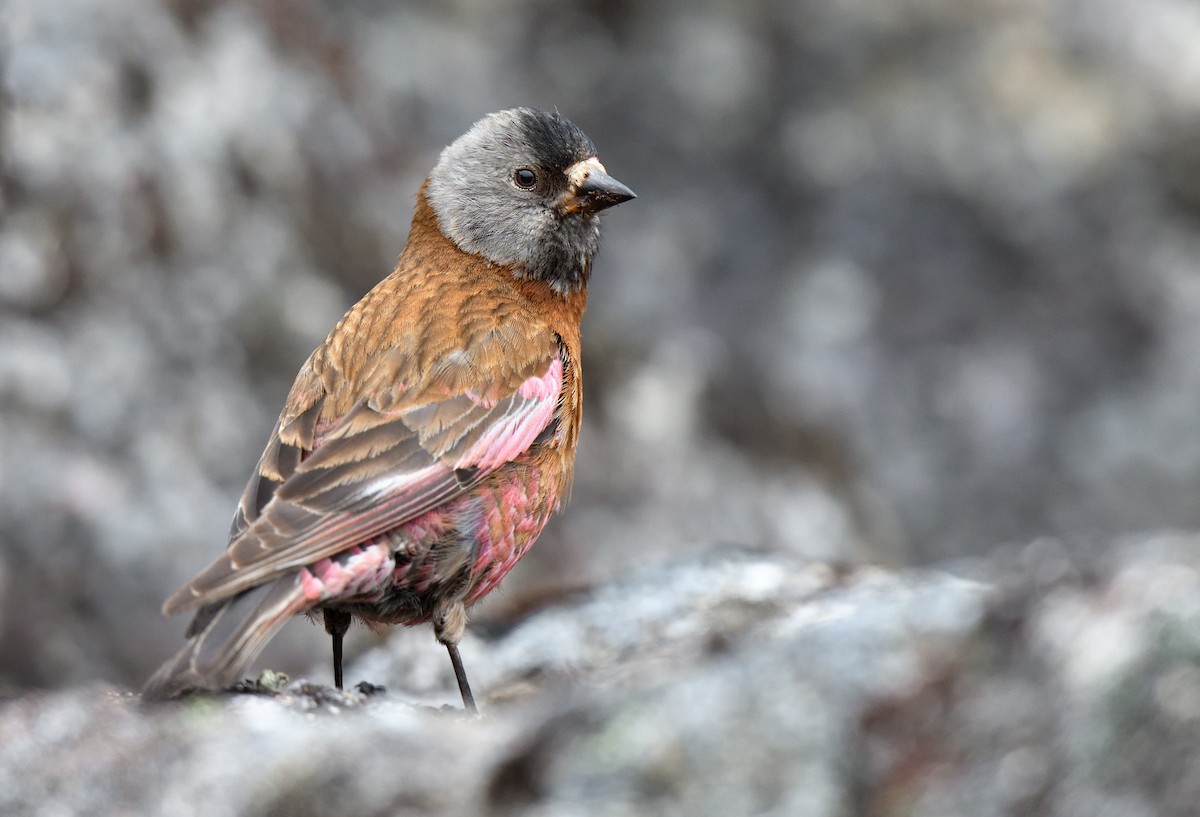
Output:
[
  {"xmin": 446, "ymin": 643, "xmax": 477, "ymax": 713},
  {"xmin": 332, "ymin": 631, "xmax": 345, "ymax": 690},
  {"xmin": 323, "ymin": 609, "xmax": 352, "ymax": 690}
]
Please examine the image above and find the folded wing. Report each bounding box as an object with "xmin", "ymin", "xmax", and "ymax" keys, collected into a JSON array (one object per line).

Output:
[{"xmin": 164, "ymin": 330, "xmax": 564, "ymax": 616}]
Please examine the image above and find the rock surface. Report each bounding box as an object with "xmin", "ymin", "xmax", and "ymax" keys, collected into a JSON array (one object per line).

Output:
[{"xmin": 4, "ymin": 535, "xmax": 1200, "ymax": 816}]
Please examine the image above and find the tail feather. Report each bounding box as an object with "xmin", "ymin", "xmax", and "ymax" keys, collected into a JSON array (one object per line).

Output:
[{"xmin": 143, "ymin": 574, "xmax": 309, "ymax": 699}]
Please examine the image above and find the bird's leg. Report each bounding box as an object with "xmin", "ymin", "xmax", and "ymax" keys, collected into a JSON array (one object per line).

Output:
[
  {"xmin": 434, "ymin": 600, "xmax": 476, "ymax": 713},
  {"xmin": 323, "ymin": 609, "xmax": 353, "ymax": 690},
  {"xmin": 446, "ymin": 642, "xmax": 477, "ymax": 713}
]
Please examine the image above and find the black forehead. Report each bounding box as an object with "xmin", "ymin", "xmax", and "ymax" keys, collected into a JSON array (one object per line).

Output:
[{"xmin": 513, "ymin": 109, "xmax": 597, "ymax": 170}]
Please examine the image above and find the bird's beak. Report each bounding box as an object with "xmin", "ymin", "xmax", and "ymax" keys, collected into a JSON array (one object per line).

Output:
[{"xmin": 560, "ymin": 158, "xmax": 636, "ymax": 216}]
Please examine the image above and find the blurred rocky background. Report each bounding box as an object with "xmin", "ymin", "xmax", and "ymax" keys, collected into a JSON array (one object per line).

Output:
[
  {"xmin": 5, "ymin": 535, "xmax": 1200, "ymax": 817},
  {"xmin": 4, "ymin": 0, "xmax": 1200, "ymax": 811}
]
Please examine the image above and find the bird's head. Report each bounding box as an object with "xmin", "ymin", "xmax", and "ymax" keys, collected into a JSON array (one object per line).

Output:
[{"xmin": 426, "ymin": 108, "xmax": 636, "ymax": 294}]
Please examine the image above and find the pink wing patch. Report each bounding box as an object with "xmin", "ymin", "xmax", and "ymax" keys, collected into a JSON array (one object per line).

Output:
[
  {"xmin": 454, "ymin": 356, "xmax": 562, "ymax": 472},
  {"xmin": 298, "ymin": 542, "xmax": 393, "ymax": 602}
]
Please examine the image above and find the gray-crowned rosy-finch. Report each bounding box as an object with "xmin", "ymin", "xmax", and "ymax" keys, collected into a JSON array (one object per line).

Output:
[{"xmin": 144, "ymin": 108, "xmax": 635, "ymax": 711}]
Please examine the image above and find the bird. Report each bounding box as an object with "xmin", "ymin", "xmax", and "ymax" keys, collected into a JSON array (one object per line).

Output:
[{"xmin": 143, "ymin": 108, "xmax": 635, "ymax": 711}]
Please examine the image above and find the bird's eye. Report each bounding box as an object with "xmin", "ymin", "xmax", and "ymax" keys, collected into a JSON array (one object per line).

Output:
[{"xmin": 513, "ymin": 168, "xmax": 537, "ymax": 189}]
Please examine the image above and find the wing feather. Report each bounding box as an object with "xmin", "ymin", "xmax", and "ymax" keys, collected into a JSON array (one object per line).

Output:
[{"xmin": 163, "ymin": 332, "xmax": 563, "ymax": 615}]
